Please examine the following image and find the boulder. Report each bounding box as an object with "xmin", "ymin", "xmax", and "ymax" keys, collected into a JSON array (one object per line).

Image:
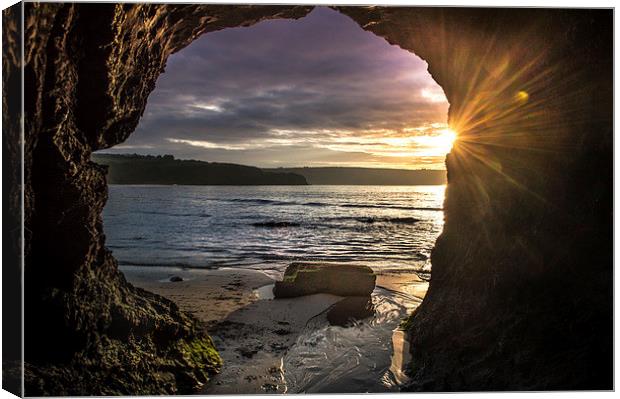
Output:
[{"xmin": 274, "ymin": 262, "xmax": 376, "ymax": 298}]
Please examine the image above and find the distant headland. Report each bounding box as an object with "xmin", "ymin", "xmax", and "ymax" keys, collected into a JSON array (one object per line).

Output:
[
  {"xmin": 263, "ymin": 167, "xmax": 446, "ymax": 185},
  {"xmin": 92, "ymin": 153, "xmax": 308, "ymax": 185},
  {"xmin": 92, "ymin": 153, "xmax": 447, "ymax": 186}
]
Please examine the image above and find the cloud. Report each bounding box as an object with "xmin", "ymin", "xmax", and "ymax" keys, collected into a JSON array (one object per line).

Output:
[{"xmin": 106, "ymin": 7, "xmax": 449, "ymax": 169}]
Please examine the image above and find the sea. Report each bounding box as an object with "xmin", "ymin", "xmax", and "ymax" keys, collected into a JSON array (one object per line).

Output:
[
  {"xmin": 103, "ymin": 184, "xmax": 446, "ymax": 392},
  {"xmin": 103, "ymin": 185, "xmax": 445, "ymax": 278}
]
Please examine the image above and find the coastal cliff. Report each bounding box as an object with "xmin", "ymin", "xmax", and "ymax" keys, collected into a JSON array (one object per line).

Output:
[
  {"xmin": 10, "ymin": 3, "xmax": 313, "ymax": 395},
  {"xmin": 263, "ymin": 167, "xmax": 447, "ymax": 185},
  {"xmin": 5, "ymin": 3, "xmax": 612, "ymax": 395},
  {"xmin": 338, "ymin": 7, "xmax": 613, "ymax": 390},
  {"xmin": 93, "ymin": 153, "xmax": 308, "ymax": 185}
]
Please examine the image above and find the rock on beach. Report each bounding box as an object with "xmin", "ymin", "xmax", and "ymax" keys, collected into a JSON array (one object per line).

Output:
[{"xmin": 274, "ymin": 262, "xmax": 376, "ymax": 298}]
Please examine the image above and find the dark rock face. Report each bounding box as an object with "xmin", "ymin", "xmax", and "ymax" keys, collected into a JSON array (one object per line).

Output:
[
  {"xmin": 2, "ymin": 4, "xmax": 24, "ymax": 396},
  {"xmin": 274, "ymin": 263, "xmax": 377, "ymax": 298},
  {"xmin": 9, "ymin": 3, "xmax": 612, "ymax": 395},
  {"xmin": 338, "ymin": 7, "xmax": 613, "ymax": 391},
  {"xmin": 15, "ymin": 3, "xmax": 312, "ymax": 395}
]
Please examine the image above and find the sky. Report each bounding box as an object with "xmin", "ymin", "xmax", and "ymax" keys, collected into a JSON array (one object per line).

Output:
[{"xmin": 105, "ymin": 7, "xmax": 451, "ymax": 170}]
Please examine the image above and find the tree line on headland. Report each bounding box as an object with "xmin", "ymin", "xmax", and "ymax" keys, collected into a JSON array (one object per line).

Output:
[
  {"xmin": 92, "ymin": 153, "xmax": 447, "ymax": 185},
  {"xmin": 92, "ymin": 153, "xmax": 308, "ymax": 185}
]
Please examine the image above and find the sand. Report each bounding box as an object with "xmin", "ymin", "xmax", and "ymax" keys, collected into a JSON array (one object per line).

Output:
[{"xmin": 121, "ymin": 265, "xmax": 428, "ymax": 394}]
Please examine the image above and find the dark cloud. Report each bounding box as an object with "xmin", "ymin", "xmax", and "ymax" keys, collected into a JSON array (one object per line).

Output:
[{"xmin": 106, "ymin": 7, "xmax": 450, "ymax": 169}]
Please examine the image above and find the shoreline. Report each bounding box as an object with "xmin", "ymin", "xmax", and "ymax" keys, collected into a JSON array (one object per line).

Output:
[{"xmin": 121, "ymin": 264, "xmax": 427, "ymax": 394}]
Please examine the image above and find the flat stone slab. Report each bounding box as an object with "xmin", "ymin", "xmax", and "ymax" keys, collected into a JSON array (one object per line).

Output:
[{"xmin": 274, "ymin": 262, "xmax": 376, "ymax": 298}]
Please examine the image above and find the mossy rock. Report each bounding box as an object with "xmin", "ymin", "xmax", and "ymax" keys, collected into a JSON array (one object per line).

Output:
[{"xmin": 274, "ymin": 262, "xmax": 376, "ymax": 298}]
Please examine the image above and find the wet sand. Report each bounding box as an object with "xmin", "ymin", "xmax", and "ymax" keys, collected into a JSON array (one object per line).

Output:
[{"xmin": 121, "ymin": 265, "xmax": 427, "ymax": 394}]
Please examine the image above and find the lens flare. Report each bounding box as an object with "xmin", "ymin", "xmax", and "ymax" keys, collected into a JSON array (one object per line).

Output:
[
  {"xmin": 515, "ymin": 90, "xmax": 529, "ymax": 103},
  {"xmin": 436, "ymin": 128, "xmax": 458, "ymax": 153},
  {"xmin": 411, "ymin": 128, "xmax": 458, "ymax": 157}
]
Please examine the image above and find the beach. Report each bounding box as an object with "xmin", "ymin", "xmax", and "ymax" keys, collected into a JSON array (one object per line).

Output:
[
  {"xmin": 109, "ymin": 185, "xmax": 441, "ymax": 393},
  {"xmin": 122, "ymin": 265, "xmax": 428, "ymax": 393}
]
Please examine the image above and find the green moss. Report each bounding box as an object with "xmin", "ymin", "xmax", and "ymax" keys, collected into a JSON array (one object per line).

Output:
[
  {"xmin": 177, "ymin": 336, "xmax": 222, "ymax": 374},
  {"xmin": 282, "ymin": 263, "xmax": 375, "ymax": 282},
  {"xmin": 26, "ymin": 331, "xmax": 224, "ymax": 396}
]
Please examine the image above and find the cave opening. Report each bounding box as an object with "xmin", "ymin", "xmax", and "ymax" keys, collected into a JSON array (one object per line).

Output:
[
  {"xmin": 15, "ymin": 3, "xmax": 612, "ymax": 395},
  {"xmin": 91, "ymin": 5, "xmax": 453, "ymax": 394}
]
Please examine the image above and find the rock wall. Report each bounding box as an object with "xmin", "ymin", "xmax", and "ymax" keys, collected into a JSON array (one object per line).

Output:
[
  {"xmin": 9, "ymin": 3, "xmax": 612, "ymax": 395},
  {"xmin": 2, "ymin": 3, "xmax": 24, "ymax": 395},
  {"xmin": 338, "ymin": 7, "xmax": 613, "ymax": 390},
  {"xmin": 17, "ymin": 3, "xmax": 311, "ymax": 395}
]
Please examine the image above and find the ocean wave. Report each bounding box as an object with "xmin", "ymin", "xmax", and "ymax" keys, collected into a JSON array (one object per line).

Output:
[
  {"xmin": 226, "ymin": 198, "xmax": 291, "ymax": 206},
  {"xmin": 135, "ymin": 210, "xmax": 211, "ymax": 218},
  {"xmin": 210, "ymin": 197, "xmax": 442, "ymax": 212},
  {"xmin": 339, "ymin": 204, "xmax": 442, "ymax": 211},
  {"xmin": 118, "ymin": 260, "xmax": 216, "ymax": 268},
  {"xmin": 252, "ymin": 221, "xmax": 302, "ymax": 228},
  {"xmin": 250, "ymin": 216, "xmax": 420, "ymax": 228},
  {"xmin": 352, "ymin": 216, "xmax": 420, "ymax": 225},
  {"xmin": 105, "ymin": 186, "xmax": 444, "ymax": 279}
]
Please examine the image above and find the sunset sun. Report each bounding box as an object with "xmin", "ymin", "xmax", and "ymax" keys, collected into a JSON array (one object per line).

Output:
[
  {"xmin": 410, "ymin": 127, "xmax": 457, "ymax": 158},
  {"xmin": 437, "ymin": 128, "xmax": 457, "ymax": 151}
]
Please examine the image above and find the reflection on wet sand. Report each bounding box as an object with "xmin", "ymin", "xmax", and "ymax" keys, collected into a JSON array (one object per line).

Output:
[
  {"xmin": 327, "ymin": 296, "xmax": 374, "ymax": 326},
  {"xmin": 390, "ymin": 329, "xmax": 412, "ymax": 385},
  {"xmin": 122, "ymin": 266, "xmax": 427, "ymax": 394},
  {"xmin": 281, "ymin": 284, "xmax": 423, "ymax": 393}
]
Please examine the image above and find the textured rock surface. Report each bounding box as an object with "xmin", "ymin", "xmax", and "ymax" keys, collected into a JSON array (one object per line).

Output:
[
  {"xmin": 17, "ymin": 3, "xmax": 311, "ymax": 395},
  {"xmin": 8, "ymin": 3, "xmax": 612, "ymax": 395},
  {"xmin": 2, "ymin": 4, "xmax": 24, "ymax": 396},
  {"xmin": 274, "ymin": 263, "xmax": 376, "ymax": 298},
  {"xmin": 338, "ymin": 7, "xmax": 613, "ymax": 390}
]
